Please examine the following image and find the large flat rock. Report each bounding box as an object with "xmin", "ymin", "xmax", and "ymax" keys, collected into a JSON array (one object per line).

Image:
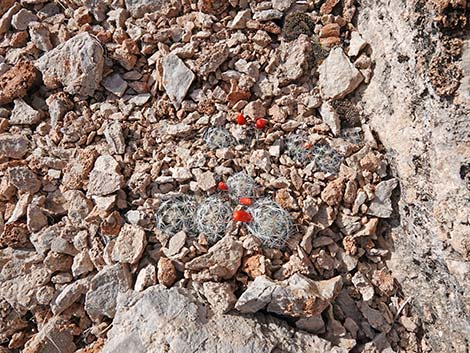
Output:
[{"xmin": 101, "ymin": 285, "xmax": 347, "ymax": 353}]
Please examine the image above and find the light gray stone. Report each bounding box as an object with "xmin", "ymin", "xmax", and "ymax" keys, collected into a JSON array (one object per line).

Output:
[
  {"xmin": 253, "ymin": 9, "xmax": 283, "ymax": 21},
  {"xmin": 103, "ymin": 73, "xmax": 128, "ymax": 97},
  {"xmin": 87, "ymin": 155, "xmax": 124, "ymax": 196},
  {"xmin": 11, "ymin": 8, "xmax": 37, "ymax": 31},
  {"xmin": 185, "ymin": 236, "xmax": 243, "ymax": 281},
  {"xmin": 22, "ymin": 316, "xmax": 75, "ymax": 353},
  {"xmin": 10, "ymin": 99, "xmax": 42, "ymax": 125},
  {"xmin": 236, "ymin": 274, "xmax": 343, "ymax": 319},
  {"xmin": 367, "ymin": 178, "xmax": 398, "ymax": 218},
  {"xmin": 8, "ymin": 166, "xmax": 41, "ymax": 193},
  {"xmin": 101, "ymin": 285, "xmax": 347, "ymax": 353},
  {"xmin": 111, "ymin": 224, "xmax": 147, "ymax": 265},
  {"xmin": 0, "ymin": 134, "xmax": 30, "ymax": 159},
  {"xmin": 319, "ymin": 102, "xmax": 341, "ymax": 136},
  {"xmin": 35, "ymin": 32, "xmax": 104, "ymax": 96},
  {"xmin": 318, "ymin": 47, "xmax": 364, "ymax": 99},
  {"xmin": 348, "ymin": 31, "xmax": 367, "ymax": 57},
  {"xmin": 85, "ymin": 263, "xmax": 133, "ymax": 320},
  {"xmin": 51, "ymin": 278, "xmax": 89, "ymax": 315},
  {"xmin": 162, "ymin": 54, "xmax": 195, "ymax": 109},
  {"xmin": 104, "ymin": 120, "xmax": 126, "ymax": 154}
]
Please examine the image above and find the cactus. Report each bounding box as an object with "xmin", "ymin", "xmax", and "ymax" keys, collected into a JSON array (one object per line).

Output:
[
  {"xmin": 283, "ymin": 12, "xmax": 315, "ymax": 41},
  {"xmin": 227, "ymin": 172, "xmax": 258, "ymax": 200},
  {"xmin": 195, "ymin": 196, "xmax": 232, "ymax": 244},
  {"xmin": 330, "ymin": 99, "xmax": 361, "ymax": 128},
  {"xmin": 311, "ymin": 142, "xmax": 344, "ymax": 175},
  {"xmin": 155, "ymin": 195, "xmax": 197, "ymax": 236},
  {"xmin": 247, "ymin": 199, "xmax": 294, "ymax": 248},
  {"xmin": 203, "ymin": 127, "xmax": 236, "ymax": 150},
  {"xmin": 285, "ymin": 132, "xmax": 314, "ymax": 165}
]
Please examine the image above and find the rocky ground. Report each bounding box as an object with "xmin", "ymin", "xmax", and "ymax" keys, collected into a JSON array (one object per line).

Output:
[{"xmin": 0, "ymin": 0, "xmax": 468, "ymax": 352}]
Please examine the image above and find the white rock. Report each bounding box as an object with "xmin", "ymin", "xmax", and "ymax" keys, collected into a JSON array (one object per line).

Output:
[
  {"xmin": 367, "ymin": 178, "xmax": 398, "ymax": 218},
  {"xmin": 253, "ymin": 9, "xmax": 283, "ymax": 21},
  {"xmin": 318, "ymin": 47, "xmax": 364, "ymax": 100},
  {"xmin": 135, "ymin": 264, "xmax": 157, "ymax": 292},
  {"xmin": 273, "ymin": 0, "xmax": 295, "ymax": 11},
  {"xmin": 352, "ymin": 272, "xmax": 375, "ymax": 301},
  {"xmin": 162, "ymin": 54, "xmax": 195, "ymax": 109},
  {"xmin": 229, "ymin": 9, "xmax": 251, "ymax": 29},
  {"xmin": 52, "ymin": 278, "xmax": 89, "ymax": 315},
  {"xmin": 196, "ymin": 171, "xmax": 216, "ymax": 191},
  {"xmin": 0, "ymin": 134, "xmax": 30, "ymax": 159},
  {"xmin": 104, "ymin": 120, "xmax": 126, "ymax": 154},
  {"xmin": 72, "ymin": 250, "xmax": 94, "ymax": 277},
  {"xmin": 87, "ymin": 155, "xmax": 124, "ymax": 196},
  {"xmin": 319, "ymin": 101, "xmax": 341, "ymax": 136},
  {"xmin": 112, "ymin": 224, "xmax": 147, "ymax": 264},
  {"xmin": 11, "ymin": 8, "xmax": 37, "ymax": 31},
  {"xmin": 103, "ymin": 73, "xmax": 128, "ymax": 97},
  {"xmin": 202, "ymin": 282, "xmax": 237, "ymax": 313},
  {"xmin": 10, "ymin": 99, "xmax": 42, "ymax": 125},
  {"xmin": 85, "ymin": 263, "xmax": 133, "ymax": 320},
  {"xmin": 35, "ymin": 32, "xmax": 104, "ymax": 97},
  {"xmin": 348, "ymin": 31, "xmax": 367, "ymax": 57}
]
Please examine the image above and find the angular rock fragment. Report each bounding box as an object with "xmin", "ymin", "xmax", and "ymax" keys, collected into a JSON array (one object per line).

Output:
[
  {"xmin": 87, "ymin": 155, "xmax": 124, "ymax": 196},
  {"xmin": 85, "ymin": 264, "xmax": 133, "ymax": 320},
  {"xmin": 11, "ymin": 9, "xmax": 37, "ymax": 31},
  {"xmin": 104, "ymin": 120, "xmax": 126, "ymax": 154},
  {"xmin": 29, "ymin": 22, "xmax": 53, "ymax": 52},
  {"xmin": 202, "ymin": 282, "xmax": 237, "ymax": 313},
  {"xmin": 101, "ymin": 286, "xmax": 346, "ymax": 353},
  {"xmin": 185, "ymin": 236, "xmax": 243, "ymax": 281},
  {"xmin": 196, "ymin": 44, "xmax": 229, "ymax": 77},
  {"xmin": 236, "ymin": 274, "xmax": 343, "ymax": 319},
  {"xmin": 51, "ymin": 279, "xmax": 89, "ymax": 315},
  {"xmin": 111, "ymin": 224, "xmax": 147, "ymax": 265},
  {"xmin": 367, "ymin": 178, "xmax": 398, "ymax": 218},
  {"xmin": 102, "ymin": 73, "xmax": 128, "ymax": 97},
  {"xmin": 319, "ymin": 101, "xmax": 341, "ymax": 136},
  {"xmin": 8, "ymin": 166, "xmax": 41, "ymax": 193},
  {"xmin": 0, "ymin": 134, "xmax": 30, "ymax": 159},
  {"xmin": 157, "ymin": 257, "xmax": 177, "ymax": 287},
  {"xmin": 277, "ymin": 36, "xmax": 313, "ymax": 86},
  {"xmin": 35, "ymin": 32, "xmax": 104, "ymax": 96},
  {"xmin": 162, "ymin": 54, "xmax": 195, "ymax": 109},
  {"xmin": 22, "ymin": 316, "xmax": 75, "ymax": 353},
  {"xmin": 135, "ymin": 264, "xmax": 157, "ymax": 291},
  {"xmin": 318, "ymin": 47, "xmax": 364, "ymax": 99},
  {"xmin": 0, "ymin": 61, "xmax": 37, "ymax": 105},
  {"xmin": 10, "ymin": 99, "xmax": 42, "ymax": 125}
]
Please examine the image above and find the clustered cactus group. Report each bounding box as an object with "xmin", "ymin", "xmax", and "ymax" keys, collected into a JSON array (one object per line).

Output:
[{"xmin": 155, "ymin": 172, "xmax": 294, "ymax": 248}]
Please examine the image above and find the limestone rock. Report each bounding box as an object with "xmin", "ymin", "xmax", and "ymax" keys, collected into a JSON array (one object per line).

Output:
[
  {"xmin": 111, "ymin": 224, "xmax": 147, "ymax": 265},
  {"xmin": 51, "ymin": 279, "xmax": 89, "ymax": 315},
  {"xmin": 22, "ymin": 316, "xmax": 75, "ymax": 353},
  {"xmin": 85, "ymin": 264, "xmax": 133, "ymax": 320},
  {"xmin": 102, "ymin": 74, "xmax": 128, "ymax": 97},
  {"xmin": 135, "ymin": 264, "xmax": 157, "ymax": 292},
  {"xmin": 10, "ymin": 99, "xmax": 42, "ymax": 125},
  {"xmin": 185, "ymin": 236, "xmax": 243, "ymax": 281},
  {"xmin": 348, "ymin": 31, "xmax": 367, "ymax": 57},
  {"xmin": 11, "ymin": 9, "xmax": 37, "ymax": 31},
  {"xmin": 8, "ymin": 166, "xmax": 41, "ymax": 193},
  {"xmin": 101, "ymin": 286, "xmax": 346, "ymax": 353},
  {"xmin": 319, "ymin": 102, "xmax": 341, "ymax": 136},
  {"xmin": 202, "ymin": 282, "xmax": 237, "ymax": 314},
  {"xmin": 236, "ymin": 274, "xmax": 343, "ymax": 319},
  {"xmin": 104, "ymin": 120, "xmax": 126, "ymax": 154},
  {"xmin": 87, "ymin": 155, "xmax": 124, "ymax": 196},
  {"xmin": 277, "ymin": 35, "xmax": 313, "ymax": 86},
  {"xmin": 367, "ymin": 178, "xmax": 398, "ymax": 218},
  {"xmin": 0, "ymin": 134, "xmax": 29, "ymax": 159},
  {"xmin": 318, "ymin": 47, "xmax": 364, "ymax": 99},
  {"xmin": 35, "ymin": 32, "xmax": 104, "ymax": 96},
  {"xmin": 162, "ymin": 54, "xmax": 195, "ymax": 109}
]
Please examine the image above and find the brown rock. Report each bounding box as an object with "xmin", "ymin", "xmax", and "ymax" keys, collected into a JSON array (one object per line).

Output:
[
  {"xmin": 185, "ymin": 236, "xmax": 243, "ymax": 281},
  {"xmin": 8, "ymin": 166, "xmax": 41, "ymax": 193},
  {"xmin": 157, "ymin": 257, "xmax": 177, "ymax": 287},
  {"xmin": 320, "ymin": 23, "xmax": 341, "ymax": 38},
  {"xmin": 0, "ymin": 61, "xmax": 37, "ymax": 105},
  {"xmin": 321, "ymin": 178, "xmax": 345, "ymax": 206},
  {"xmin": 320, "ymin": 37, "xmax": 342, "ymax": 48},
  {"xmin": 0, "ymin": 222, "xmax": 30, "ymax": 248},
  {"xmin": 320, "ymin": 0, "xmax": 340, "ymax": 15}
]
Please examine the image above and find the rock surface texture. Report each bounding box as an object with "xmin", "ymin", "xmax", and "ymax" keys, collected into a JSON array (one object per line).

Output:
[
  {"xmin": 0, "ymin": 0, "xmax": 468, "ymax": 352},
  {"xmin": 358, "ymin": 1, "xmax": 470, "ymax": 351},
  {"xmin": 101, "ymin": 285, "xmax": 346, "ymax": 353}
]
